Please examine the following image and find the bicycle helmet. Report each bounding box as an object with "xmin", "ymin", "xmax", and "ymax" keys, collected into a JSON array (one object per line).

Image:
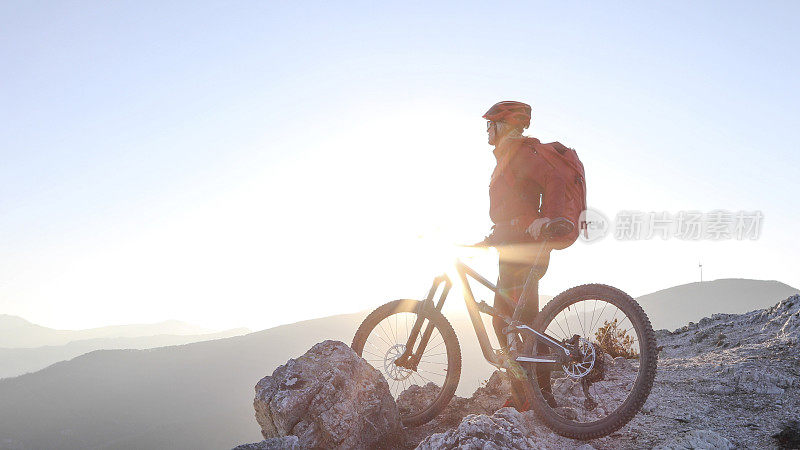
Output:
[{"xmin": 483, "ymin": 101, "xmax": 532, "ymax": 130}]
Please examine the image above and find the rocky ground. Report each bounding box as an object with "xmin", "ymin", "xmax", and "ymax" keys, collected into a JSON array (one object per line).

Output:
[
  {"xmin": 237, "ymin": 294, "xmax": 800, "ymax": 449},
  {"xmin": 603, "ymin": 293, "xmax": 800, "ymax": 449}
]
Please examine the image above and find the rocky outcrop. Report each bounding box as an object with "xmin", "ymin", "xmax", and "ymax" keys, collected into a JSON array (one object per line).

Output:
[
  {"xmin": 235, "ymin": 295, "xmax": 800, "ymax": 449},
  {"xmin": 250, "ymin": 340, "xmax": 402, "ymax": 449},
  {"xmin": 613, "ymin": 294, "xmax": 800, "ymax": 448},
  {"xmin": 401, "ymin": 369, "xmax": 512, "ymax": 445},
  {"xmin": 411, "ymin": 295, "xmax": 800, "ymax": 449},
  {"xmin": 416, "ymin": 407, "xmax": 605, "ymax": 449},
  {"xmin": 416, "ymin": 409, "xmax": 536, "ymax": 449}
]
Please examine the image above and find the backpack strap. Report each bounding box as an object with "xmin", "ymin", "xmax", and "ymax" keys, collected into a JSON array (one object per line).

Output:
[
  {"xmin": 490, "ymin": 136, "xmax": 529, "ymax": 186},
  {"xmin": 549, "ymin": 141, "xmax": 569, "ymax": 155}
]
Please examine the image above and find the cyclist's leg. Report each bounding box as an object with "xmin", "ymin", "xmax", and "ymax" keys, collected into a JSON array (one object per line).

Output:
[
  {"xmin": 494, "ymin": 245, "xmax": 553, "ymax": 410},
  {"xmin": 493, "ymin": 243, "xmax": 549, "ymax": 346},
  {"xmin": 515, "ymin": 244, "xmax": 557, "ymax": 407},
  {"xmin": 505, "ymin": 243, "xmax": 551, "ymax": 322},
  {"xmin": 500, "ymin": 244, "xmax": 557, "ymax": 407},
  {"xmin": 492, "ymin": 259, "xmax": 526, "ymax": 348},
  {"xmin": 516, "ymin": 266, "xmax": 541, "ymax": 325}
]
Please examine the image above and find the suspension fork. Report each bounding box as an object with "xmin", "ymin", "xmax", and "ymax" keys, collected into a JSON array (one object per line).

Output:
[{"xmin": 394, "ymin": 275, "xmax": 451, "ymax": 370}]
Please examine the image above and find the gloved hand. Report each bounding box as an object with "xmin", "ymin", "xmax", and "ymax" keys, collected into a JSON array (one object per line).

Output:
[
  {"xmin": 474, "ymin": 226, "xmax": 498, "ymax": 247},
  {"xmin": 526, "ymin": 217, "xmax": 551, "ymax": 240}
]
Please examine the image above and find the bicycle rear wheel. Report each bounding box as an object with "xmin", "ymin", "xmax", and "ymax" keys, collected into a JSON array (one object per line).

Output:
[
  {"xmin": 525, "ymin": 284, "xmax": 657, "ymax": 439},
  {"xmin": 351, "ymin": 299, "xmax": 461, "ymax": 427}
]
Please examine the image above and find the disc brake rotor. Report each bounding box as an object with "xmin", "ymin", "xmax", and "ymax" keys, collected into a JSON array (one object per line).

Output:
[
  {"xmin": 562, "ymin": 337, "xmax": 596, "ymax": 379},
  {"xmin": 384, "ymin": 344, "xmax": 413, "ymax": 381}
]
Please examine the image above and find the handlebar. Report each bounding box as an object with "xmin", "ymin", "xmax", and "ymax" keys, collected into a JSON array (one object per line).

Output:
[
  {"xmin": 542, "ymin": 217, "xmax": 575, "ymax": 239},
  {"xmin": 465, "ymin": 217, "xmax": 575, "ymax": 248}
]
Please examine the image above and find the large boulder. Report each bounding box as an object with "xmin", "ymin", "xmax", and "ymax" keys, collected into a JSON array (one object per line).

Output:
[{"xmin": 252, "ymin": 340, "xmax": 402, "ymax": 449}]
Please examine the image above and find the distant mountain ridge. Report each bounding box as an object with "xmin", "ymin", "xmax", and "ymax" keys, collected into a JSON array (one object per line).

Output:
[
  {"xmin": 635, "ymin": 278, "xmax": 799, "ymax": 331},
  {"xmin": 0, "ymin": 312, "xmax": 367, "ymax": 450},
  {"xmin": 0, "ymin": 328, "xmax": 250, "ymax": 379},
  {"xmin": 0, "ymin": 315, "xmax": 226, "ymax": 348}
]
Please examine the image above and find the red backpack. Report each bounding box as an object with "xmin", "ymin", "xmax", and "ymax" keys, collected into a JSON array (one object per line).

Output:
[{"xmin": 527, "ymin": 138, "xmax": 587, "ymax": 250}]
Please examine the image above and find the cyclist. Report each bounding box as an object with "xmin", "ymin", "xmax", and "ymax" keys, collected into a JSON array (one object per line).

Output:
[{"xmin": 480, "ymin": 100, "xmax": 567, "ymax": 408}]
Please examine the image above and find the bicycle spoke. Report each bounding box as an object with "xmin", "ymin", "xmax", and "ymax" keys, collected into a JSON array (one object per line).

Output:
[
  {"xmin": 405, "ymin": 313, "xmax": 409, "ymax": 342},
  {"xmin": 590, "ymin": 299, "xmax": 610, "ymax": 332},
  {"xmin": 414, "ymin": 371, "xmax": 434, "ymax": 384},
  {"xmin": 358, "ymin": 306, "xmax": 457, "ymax": 424},
  {"xmin": 574, "ymin": 300, "xmax": 587, "ymax": 338},
  {"xmin": 387, "ymin": 314, "xmax": 397, "ymax": 344},
  {"xmin": 425, "ymin": 337, "xmax": 446, "ymax": 352},
  {"xmin": 362, "ymin": 349, "xmax": 383, "ymax": 359},
  {"xmin": 410, "ymin": 371, "xmax": 429, "ymax": 387},
  {"xmin": 550, "ymin": 316, "xmax": 569, "ymax": 341},
  {"xmin": 418, "ymin": 368, "xmax": 445, "ymax": 378},
  {"xmin": 563, "ymin": 310, "xmax": 573, "ymax": 337},
  {"xmin": 375, "ymin": 322, "xmax": 395, "ymax": 348},
  {"xmin": 418, "ymin": 360, "xmax": 447, "ymax": 365},
  {"xmin": 539, "ymin": 297, "xmax": 647, "ymax": 426}
]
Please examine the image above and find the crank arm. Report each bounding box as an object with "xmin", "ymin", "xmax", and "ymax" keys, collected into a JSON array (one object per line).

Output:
[
  {"xmin": 515, "ymin": 356, "xmax": 557, "ymax": 363},
  {"xmin": 514, "ymin": 357, "xmax": 561, "ymax": 375}
]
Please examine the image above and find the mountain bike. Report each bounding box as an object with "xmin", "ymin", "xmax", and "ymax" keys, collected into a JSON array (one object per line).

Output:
[{"xmin": 351, "ymin": 219, "xmax": 657, "ymax": 439}]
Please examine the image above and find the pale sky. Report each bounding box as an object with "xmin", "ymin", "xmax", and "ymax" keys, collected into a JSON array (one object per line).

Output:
[{"xmin": 1, "ymin": 1, "xmax": 798, "ymax": 331}]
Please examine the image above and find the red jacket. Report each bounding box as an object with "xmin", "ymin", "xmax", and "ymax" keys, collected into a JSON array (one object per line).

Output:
[{"xmin": 489, "ymin": 136, "xmax": 567, "ymax": 228}]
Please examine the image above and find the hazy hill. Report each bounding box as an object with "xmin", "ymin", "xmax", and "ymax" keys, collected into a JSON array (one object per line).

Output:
[
  {"xmin": 0, "ymin": 310, "xmax": 495, "ymax": 450},
  {"xmin": 1, "ymin": 279, "xmax": 797, "ymax": 449},
  {"xmin": 0, "ymin": 328, "xmax": 250, "ymax": 379},
  {"xmin": 0, "ymin": 316, "xmax": 219, "ymax": 348},
  {"xmin": 0, "ymin": 312, "xmax": 369, "ymax": 450},
  {"xmin": 636, "ymin": 278, "xmax": 799, "ymax": 331}
]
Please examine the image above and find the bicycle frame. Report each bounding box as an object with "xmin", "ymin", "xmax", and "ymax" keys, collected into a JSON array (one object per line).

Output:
[{"xmin": 394, "ymin": 258, "xmax": 573, "ymax": 372}]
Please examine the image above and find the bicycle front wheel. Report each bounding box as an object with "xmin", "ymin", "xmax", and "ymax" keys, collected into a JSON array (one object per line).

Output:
[
  {"xmin": 351, "ymin": 299, "xmax": 461, "ymax": 427},
  {"xmin": 526, "ymin": 284, "xmax": 658, "ymax": 439}
]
